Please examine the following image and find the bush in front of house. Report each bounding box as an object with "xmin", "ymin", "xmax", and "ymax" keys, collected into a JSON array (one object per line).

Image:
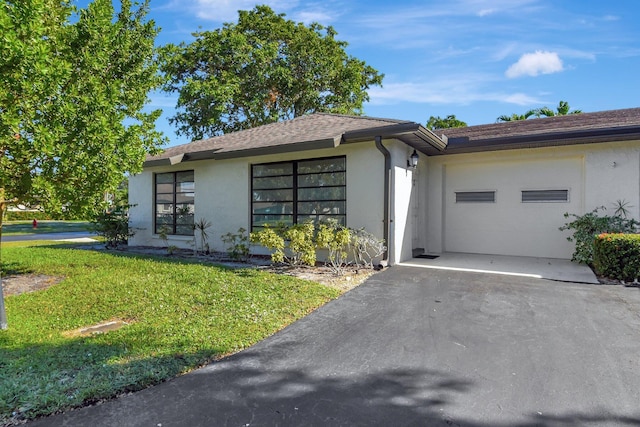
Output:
[
  {"xmin": 559, "ymin": 205, "xmax": 639, "ymax": 265},
  {"xmin": 92, "ymin": 209, "xmax": 134, "ymax": 248},
  {"xmin": 221, "ymin": 228, "xmax": 251, "ymax": 261},
  {"xmin": 251, "ymin": 222, "xmax": 317, "ymax": 266},
  {"xmin": 593, "ymin": 233, "xmax": 640, "ymax": 282},
  {"xmin": 316, "ymin": 220, "xmax": 352, "ymax": 275},
  {"xmin": 251, "ymin": 222, "xmax": 386, "ymax": 272}
]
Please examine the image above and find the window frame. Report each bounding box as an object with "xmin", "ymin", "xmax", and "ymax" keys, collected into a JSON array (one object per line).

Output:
[
  {"xmin": 154, "ymin": 170, "xmax": 195, "ymax": 236},
  {"xmin": 251, "ymin": 156, "xmax": 347, "ymax": 231}
]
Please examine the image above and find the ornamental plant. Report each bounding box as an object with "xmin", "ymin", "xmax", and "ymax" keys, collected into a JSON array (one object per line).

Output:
[
  {"xmin": 593, "ymin": 233, "xmax": 640, "ymax": 281},
  {"xmin": 283, "ymin": 222, "xmax": 317, "ymax": 266},
  {"xmin": 559, "ymin": 204, "xmax": 639, "ymax": 264},
  {"xmin": 250, "ymin": 226, "xmax": 286, "ymax": 264},
  {"xmin": 317, "ymin": 219, "xmax": 351, "ymax": 275},
  {"xmin": 221, "ymin": 227, "xmax": 251, "ymax": 261},
  {"xmin": 92, "ymin": 209, "xmax": 134, "ymax": 248},
  {"xmin": 351, "ymin": 228, "xmax": 386, "ymax": 269}
]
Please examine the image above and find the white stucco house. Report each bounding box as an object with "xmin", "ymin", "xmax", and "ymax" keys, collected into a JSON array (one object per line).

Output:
[{"xmin": 129, "ymin": 107, "xmax": 640, "ymax": 265}]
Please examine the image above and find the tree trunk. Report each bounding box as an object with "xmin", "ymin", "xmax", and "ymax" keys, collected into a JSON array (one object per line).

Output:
[
  {"xmin": 0, "ymin": 188, "xmax": 9, "ymax": 330},
  {"xmin": 0, "ymin": 188, "xmax": 9, "ymax": 329}
]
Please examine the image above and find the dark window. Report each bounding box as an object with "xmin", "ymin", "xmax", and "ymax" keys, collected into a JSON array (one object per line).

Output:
[
  {"xmin": 522, "ymin": 189, "xmax": 569, "ymax": 203},
  {"xmin": 155, "ymin": 171, "xmax": 194, "ymax": 235},
  {"xmin": 455, "ymin": 191, "xmax": 496, "ymax": 203},
  {"xmin": 251, "ymin": 157, "xmax": 346, "ymax": 230}
]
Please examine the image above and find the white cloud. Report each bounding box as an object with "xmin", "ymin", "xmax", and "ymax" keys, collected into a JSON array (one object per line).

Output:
[
  {"xmin": 166, "ymin": 0, "xmax": 338, "ymax": 25},
  {"xmin": 505, "ymin": 51, "xmax": 564, "ymax": 78},
  {"xmin": 293, "ymin": 10, "xmax": 335, "ymax": 24},
  {"xmin": 183, "ymin": 0, "xmax": 300, "ymax": 22},
  {"xmin": 477, "ymin": 8, "xmax": 495, "ymax": 17},
  {"xmin": 367, "ymin": 77, "xmax": 545, "ymax": 107}
]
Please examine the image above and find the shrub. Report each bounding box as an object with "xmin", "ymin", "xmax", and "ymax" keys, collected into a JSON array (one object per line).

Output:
[
  {"xmin": 317, "ymin": 220, "xmax": 351, "ymax": 275},
  {"xmin": 559, "ymin": 206, "xmax": 639, "ymax": 264},
  {"xmin": 283, "ymin": 222, "xmax": 316, "ymax": 266},
  {"xmin": 221, "ymin": 228, "xmax": 251, "ymax": 261},
  {"xmin": 593, "ymin": 234, "xmax": 640, "ymax": 281},
  {"xmin": 4, "ymin": 210, "xmax": 53, "ymax": 221},
  {"xmin": 92, "ymin": 209, "xmax": 134, "ymax": 248},
  {"xmin": 193, "ymin": 218, "xmax": 212, "ymax": 254},
  {"xmin": 252, "ymin": 222, "xmax": 384, "ymax": 271},
  {"xmin": 250, "ymin": 226, "xmax": 286, "ymax": 264},
  {"xmin": 351, "ymin": 228, "xmax": 386, "ymax": 269}
]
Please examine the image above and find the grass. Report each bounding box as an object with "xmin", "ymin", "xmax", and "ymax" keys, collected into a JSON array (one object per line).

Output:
[
  {"xmin": 2, "ymin": 220, "xmax": 92, "ymax": 236},
  {"xmin": 0, "ymin": 244, "xmax": 340, "ymax": 424}
]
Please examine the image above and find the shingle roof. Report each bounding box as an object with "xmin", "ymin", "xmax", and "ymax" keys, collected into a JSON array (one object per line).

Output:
[
  {"xmin": 145, "ymin": 108, "xmax": 640, "ymax": 166},
  {"xmin": 145, "ymin": 113, "xmax": 410, "ymax": 166},
  {"xmin": 437, "ymin": 107, "xmax": 640, "ymax": 154}
]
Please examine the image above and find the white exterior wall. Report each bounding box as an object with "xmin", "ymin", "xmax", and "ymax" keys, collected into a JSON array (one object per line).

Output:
[
  {"xmin": 425, "ymin": 140, "xmax": 640, "ymax": 259},
  {"xmin": 386, "ymin": 141, "xmax": 420, "ymax": 264},
  {"xmin": 583, "ymin": 141, "xmax": 640, "ymax": 218},
  {"xmin": 129, "ymin": 141, "xmax": 388, "ymax": 257}
]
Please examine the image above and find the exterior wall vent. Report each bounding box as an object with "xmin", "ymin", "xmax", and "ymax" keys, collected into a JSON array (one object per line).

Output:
[
  {"xmin": 455, "ymin": 191, "xmax": 496, "ymax": 203},
  {"xmin": 521, "ymin": 189, "xmax": 569, "ymax": 203}
]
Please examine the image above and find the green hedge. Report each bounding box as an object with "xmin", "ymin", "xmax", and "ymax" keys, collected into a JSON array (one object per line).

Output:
[
  {"xmin": 3, "ymin": 211, "xmax": 53, "ymax": 221},
  {"xmin": 593, "ymin": 233, "xmax": 640, "ymax": 281}
]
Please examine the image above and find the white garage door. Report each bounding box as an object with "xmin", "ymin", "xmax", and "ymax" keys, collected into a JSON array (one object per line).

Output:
[{"xmin": 444, "ymin": 157, "xmax": 582, "ymax": 259}]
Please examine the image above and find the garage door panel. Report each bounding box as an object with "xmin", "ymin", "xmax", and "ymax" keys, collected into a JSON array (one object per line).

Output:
[{"xmin": 444, "ymin": 158, "xmax": 582, "ymax": 259}]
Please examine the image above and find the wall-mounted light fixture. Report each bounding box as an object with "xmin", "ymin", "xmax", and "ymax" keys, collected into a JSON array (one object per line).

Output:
[{"xmin": 407, "ymin": 149, "xmax": 419, "ymax": 169}]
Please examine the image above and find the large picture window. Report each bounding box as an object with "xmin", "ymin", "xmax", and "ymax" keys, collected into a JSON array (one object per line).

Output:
[
  {"xmin": 252, "ymin": 157, "xmax": 346, "ymax": 230},
  {"xmin": 155, "ymin": 171, "xmax": 195, "ymax": 235}
]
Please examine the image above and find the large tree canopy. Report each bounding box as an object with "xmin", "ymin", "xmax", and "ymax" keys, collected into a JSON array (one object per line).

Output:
[
  {"xmin": 1, "ymin": 0, "xmax": 164, "ymax": 328},
  {"xmin": 0, "ymin": 0, "xmax": 165, "ymax": 220},
  {"xmin": 160, "ymin": 5, "xmax": 384, "ymax": 139}
]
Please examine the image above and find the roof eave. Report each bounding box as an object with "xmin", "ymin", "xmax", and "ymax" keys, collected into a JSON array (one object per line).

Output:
[
  {"xmin": 143, "ymin": 150, "xmax": 219, "ymax": 167},
  {"xmin": 440, "ymin": 125, "xmax": 640, "ymax": 155},
  {"xmin": 343, "ymin": 122, "xmax": 448, "ymax": 154},
  {"xmin": 143, "ymin": 137, "xmax": 340, "ymax": 167},
  {"xmin": 211, "ymin": 137, "xmax": 340, "ymax": 160}
]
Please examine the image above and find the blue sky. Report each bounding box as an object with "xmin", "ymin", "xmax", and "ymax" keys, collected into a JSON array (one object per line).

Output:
[{"xmin": 83, "ymin": 0, "xmax": 640, "ymax": 146}]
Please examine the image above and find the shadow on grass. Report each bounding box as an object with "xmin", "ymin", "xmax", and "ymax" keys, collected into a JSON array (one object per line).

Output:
[
  {"xmin": 25, "ymin": 342, "xmax": 640, "ymax": 427},
  {"xmin": 37, "ymin": 243, "xmax": 263, "ymax": 272},
  {"xmin": 2, "ymin": 221, "xmax": 92, "ymax": 236},
  {"xmin": 0, "ymin": 334, "xmax": 224, "ymax": 425},
  {"xmin": 0, "ymin": 260, "xmax": 35, "ymax": 277}
]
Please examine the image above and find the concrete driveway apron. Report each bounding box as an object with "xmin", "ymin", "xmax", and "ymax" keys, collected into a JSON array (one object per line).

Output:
[{"xmin": 31, "ymin": 266, "xmax": 640, "ymax": 426}]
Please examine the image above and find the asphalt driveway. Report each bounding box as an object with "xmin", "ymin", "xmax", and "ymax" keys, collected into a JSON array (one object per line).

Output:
[{"xmin": 32, "ymin": 267, "xmax": 640, "ymax": 426}]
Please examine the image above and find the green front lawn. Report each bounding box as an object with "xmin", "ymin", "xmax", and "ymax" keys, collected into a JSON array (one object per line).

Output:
[
  {"xmin": 2, "ymin": 220, "xmax": 92, "ymax": 236},
  {"xmin": 0, "ymin": 244, "xmax": 339, "ymax": 424}
]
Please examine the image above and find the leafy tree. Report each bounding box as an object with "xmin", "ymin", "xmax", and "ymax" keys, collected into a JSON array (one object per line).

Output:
[
  {"xmin": 426, "ymin": 115, "xmax": 467, "ymax": 130},
  {"xmin": 160, "ymin": 5, "xmax": 384, "ymax": 139},
  {"xmin": 0, "ymin": 0, "xmax": 165, "ymax": 328}
]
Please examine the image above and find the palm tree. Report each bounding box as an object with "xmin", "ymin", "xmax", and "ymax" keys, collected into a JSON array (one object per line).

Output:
[
  {"xmin": 496, "ymin": 109, "xmax": 537, "ymax": 122},
  {"xmin": 534, "ymin": 100, "xmax": 582, "ymax": 117},
  {"xmin": 497, "ymin": 101, "xmax": 582, "ymax": 122}
]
